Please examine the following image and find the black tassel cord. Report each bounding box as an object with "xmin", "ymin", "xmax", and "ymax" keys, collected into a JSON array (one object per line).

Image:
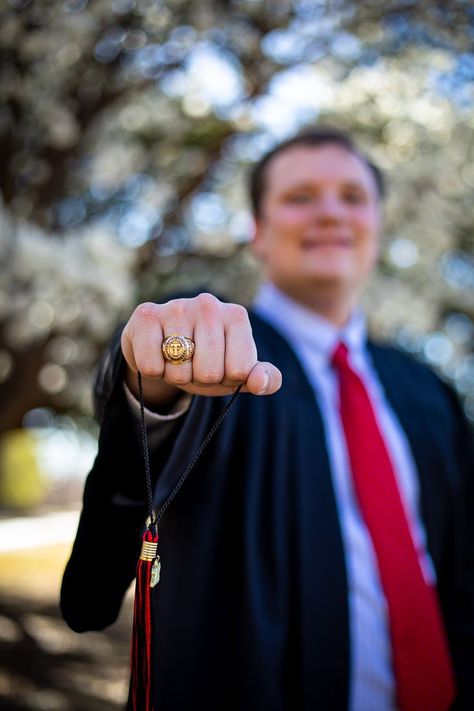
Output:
[{"xmin": 129, "ymin": 376, "xmax": 242, "ymax": 711}]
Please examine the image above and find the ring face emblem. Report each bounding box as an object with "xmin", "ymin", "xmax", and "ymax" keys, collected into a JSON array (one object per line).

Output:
[{"xmin": 162, "ymin": 335, "xmax": 195, "ymax": 364}]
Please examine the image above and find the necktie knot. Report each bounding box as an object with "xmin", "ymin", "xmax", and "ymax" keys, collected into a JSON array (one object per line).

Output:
[{"xmin": 331, "ymin": 341, "xmax": 349, "ymax": 370}]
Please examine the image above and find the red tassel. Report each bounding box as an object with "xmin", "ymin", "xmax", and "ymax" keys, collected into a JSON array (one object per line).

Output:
[{"xmin": 130, "ymin": 528, "xmax": 159, "ymax": 711}]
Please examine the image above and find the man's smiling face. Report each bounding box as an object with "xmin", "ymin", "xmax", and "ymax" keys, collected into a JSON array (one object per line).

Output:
[{"xmin": 252, "ymin": 143, "xmax": 382, "ymax": 308}]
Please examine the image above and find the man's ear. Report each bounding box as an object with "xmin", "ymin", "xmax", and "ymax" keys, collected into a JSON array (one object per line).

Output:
[
  {"xmin": 373, "ymin": 208, "xmax": 384, "ymax": 261},
  {"xmin": 249, "ymin": 216, "xmax": 267, "ymax": 260}
]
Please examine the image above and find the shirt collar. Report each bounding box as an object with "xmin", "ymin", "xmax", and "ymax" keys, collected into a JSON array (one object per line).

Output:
[{"xmin": 252, "ymin": 282, "xmax": 367, "ymax": 362}]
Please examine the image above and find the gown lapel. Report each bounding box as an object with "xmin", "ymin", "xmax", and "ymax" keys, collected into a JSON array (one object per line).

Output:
[{"xmin": 367, "ymin": 342, "xmax": 452, "ymax": 575}]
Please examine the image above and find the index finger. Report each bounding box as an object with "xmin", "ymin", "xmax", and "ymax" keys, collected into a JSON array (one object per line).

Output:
[{"xmin": 121, "ymin": 303, "xmax": 165, "ymax": 378}]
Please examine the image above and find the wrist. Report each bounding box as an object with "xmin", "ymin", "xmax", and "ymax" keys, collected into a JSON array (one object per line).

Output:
[{"xmin": 125, "ymin": 369, "xmax": 182, "ymax": 411}]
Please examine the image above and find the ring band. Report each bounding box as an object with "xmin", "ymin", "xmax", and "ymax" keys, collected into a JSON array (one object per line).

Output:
[{"xmin": 162, "ymin": 335, "xmax": 195, "ymax": 364}]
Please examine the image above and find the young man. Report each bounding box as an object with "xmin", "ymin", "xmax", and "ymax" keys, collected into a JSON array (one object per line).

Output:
[{"xmin": 61, "ymin": 129, "xmax": 474, "ymax": 710}]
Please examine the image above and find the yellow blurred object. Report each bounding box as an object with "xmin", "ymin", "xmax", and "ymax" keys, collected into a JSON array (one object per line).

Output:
[
  {"xmin": 0, "ymin": 429, "xmax": 45, "ymax": 509},
  {"xmin": 0, "ymin": 544, "xmax": 70, "ymax": 600}
]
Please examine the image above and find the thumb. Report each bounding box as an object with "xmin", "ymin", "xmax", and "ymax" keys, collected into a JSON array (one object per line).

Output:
[{"xmin": 245, "ymin": 361, "xmax": 282, "ymax": 396}]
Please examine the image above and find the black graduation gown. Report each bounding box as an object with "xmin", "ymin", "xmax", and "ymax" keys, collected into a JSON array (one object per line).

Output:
[{"xmin": 61, "ymin": 312, "xmax": 474, "ymax": 711}]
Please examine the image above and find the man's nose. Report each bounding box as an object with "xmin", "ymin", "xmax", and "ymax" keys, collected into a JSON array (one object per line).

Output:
[{"xmin": 311, "ymin": 195, "xmax": 345, "ymax": 223}]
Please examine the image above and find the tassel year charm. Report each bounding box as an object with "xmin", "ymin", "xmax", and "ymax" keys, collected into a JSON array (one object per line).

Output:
[{"xmin": 150, "ymin": 556, "xmax": 161, "ymax": 588}]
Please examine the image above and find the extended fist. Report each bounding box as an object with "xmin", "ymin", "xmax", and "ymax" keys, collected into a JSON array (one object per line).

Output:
[{"xmin": 121, "ymin": 293, "xmax": 282, "ymax": 404}]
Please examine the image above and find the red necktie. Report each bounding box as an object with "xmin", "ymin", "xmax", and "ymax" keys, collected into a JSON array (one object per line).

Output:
[{"xmin": 332, "ymin": 342, "xmax": 455, "ymax": 711}]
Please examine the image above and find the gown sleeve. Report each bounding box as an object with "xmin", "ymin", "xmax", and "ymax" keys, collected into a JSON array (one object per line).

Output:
[{"xmin": 60, "ymin": 327, "xmax": 188, "ymax": 631}]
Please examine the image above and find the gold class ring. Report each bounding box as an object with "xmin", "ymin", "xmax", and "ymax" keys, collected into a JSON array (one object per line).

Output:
[{"xmin": 161, "ymin": 335, "xmax": 195, "ymax": 364}]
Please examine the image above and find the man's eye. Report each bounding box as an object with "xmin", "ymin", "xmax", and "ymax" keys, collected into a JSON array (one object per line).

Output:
[
  {"xmin": 286, "ymin": 194, "xmax": 312, "ymax": 203},
  {"xmin": 344, "ymin": 192, "xmax": 366, "ymax": 204}
]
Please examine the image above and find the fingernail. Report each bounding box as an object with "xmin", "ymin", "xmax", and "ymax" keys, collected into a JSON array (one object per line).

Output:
[{"xmin": 258, "ymin": 371, "xmax": 269, "ymax": 395}]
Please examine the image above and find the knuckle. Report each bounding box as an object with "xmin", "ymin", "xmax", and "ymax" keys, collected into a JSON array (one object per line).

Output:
[
  {"xmin": 166, "ymin": 367, "xmax": 191, "ymax": 385},
  {"xmin": 197, "ymin": 368, "xmax": 224, "ymax": 385},
  {"xmin": 226, "ymin": 364, "xmax": 251, "ymax": 382},
  {"xmin": 134, "ymin": 302, "xmax": 159, "ymax": 323},
  {"xmin": 165, "ymin": 299, "xmax": 187, "ymax": 321},
  {"xmin": 136, "ymin": 360, "xmax": 163, "ymax": 379},
  {"xmin": 196, "ymin": 292, "xmax": 220, "ymax": 314},
  {"xmin": 227, "ymin": 303, "xmax": 249, "ymax": 324}
]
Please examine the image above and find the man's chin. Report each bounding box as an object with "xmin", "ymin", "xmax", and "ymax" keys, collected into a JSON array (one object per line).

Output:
[
  {"xmin": 305, "ymin": 270, "xmax": 355, "ymax": 289},
  {"xmin": 272, "ymin": 269, "xmax": 362, "ymax": 299},
  {"xmin": 276, "ymin": 273, "xmax": 358, "ymax": 299}
]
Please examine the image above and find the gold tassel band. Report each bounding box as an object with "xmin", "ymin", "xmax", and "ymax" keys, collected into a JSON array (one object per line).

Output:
[{"xmin": 140, "ymin": 540, "xmax": 158, "ymax": 561}]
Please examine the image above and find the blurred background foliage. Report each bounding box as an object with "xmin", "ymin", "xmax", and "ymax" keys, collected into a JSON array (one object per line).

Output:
[{"xmin": 0, "ymin": 0, "xmax": 474, "ymax": 509}]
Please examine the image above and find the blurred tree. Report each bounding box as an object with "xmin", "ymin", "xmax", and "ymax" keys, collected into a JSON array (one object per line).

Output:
[{"xmin": 0, "ymin": 0, "xmax": 473, "ymax": 435}]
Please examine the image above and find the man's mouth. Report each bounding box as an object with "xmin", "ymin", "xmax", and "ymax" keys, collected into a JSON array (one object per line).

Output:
[{"xmin": 301, "ymin": 235, "xmax": 353, "ymax": 249}]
